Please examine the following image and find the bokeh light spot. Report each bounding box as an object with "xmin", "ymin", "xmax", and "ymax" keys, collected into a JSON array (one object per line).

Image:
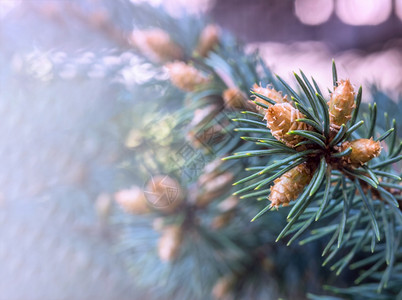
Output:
[
  {"xmin": 295, "ymin": 0, "xmax": 334, "ymax": 25},
  {"xmin": 336, "ymin": 0, "xmax": 392, "ymax": 26},
  {"xmin": 396, "ymin": 0, "xmax": 402, "ymax": 21}
]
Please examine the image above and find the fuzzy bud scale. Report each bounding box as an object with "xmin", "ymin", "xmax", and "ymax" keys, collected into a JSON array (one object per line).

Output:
[
  {"xmin": 265, "ymin": 103, "xmax": 310, "ymax": 147},
  {"xmin": 269, "ymin": 163, "xmax": 315, "ymax": 208}
]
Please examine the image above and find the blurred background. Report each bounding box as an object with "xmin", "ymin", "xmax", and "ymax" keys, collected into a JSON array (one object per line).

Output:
[{"xmin": 0, "ymin": 0, "xmax": 401, "ymax": 299}]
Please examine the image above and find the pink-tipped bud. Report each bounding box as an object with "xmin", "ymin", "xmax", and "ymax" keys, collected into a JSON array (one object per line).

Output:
[
  {"xmin": 115, "ymin": 186, "xmax": 150, "ymax": 214},
  {"xmin": 130, "ymin": 29, "xmax": 183, "ymax": 63},
  {"xmin": 223, "ymin": 88, "xmax": 254, "ymax": 110},
  {"xmin": 166, "ymin": 61, "xmax": 209, "ymax": 91},
  {"xmin": 328, "ymin": 79, "xmax": 355, "ymax": 129},
  {"xmin": 252, "ymin": 83, "xmax": 288, "ymax": 113},
  {"xmin": 196, "ymin": 24, "xmax": 220, "ymax": 57},
  {"xmin": 144, "ymin": 175, "xmax": 184, "ymax": 213},
  {"xmin": 269, "ymin": 163, "xmax": 316, "ymax": 208},
  {"xmin": 340, "ymin": 138, "xmax": 381, "ymax": 166},
  {"xmin": 158, "ymin": 225, "xmax": 183, "ymax": 262},
  {"xmin": 265, "ymin": 103, "xmax": 311, "ymax": 148}
]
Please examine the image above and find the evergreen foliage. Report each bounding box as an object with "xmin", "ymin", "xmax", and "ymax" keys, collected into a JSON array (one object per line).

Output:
[{"xmin": 108, "ymin": 2, "xmax": 402, "ymax": 299}]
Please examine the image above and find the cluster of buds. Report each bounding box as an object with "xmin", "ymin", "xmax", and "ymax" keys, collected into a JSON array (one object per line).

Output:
[
  {"xmin": 166, "ymin": 61, "xmax": 210, "ymax": 92},
  {"xmin": 329, "ymin": 81, "xmax": 381, "ymax": 167},
  {"xmin": 253, "ymin": 78, "xmax": 382, "ymax": 208},
  {"xmin": 129, "ymin": 28, "xmax": 183, "ymax": 63}
]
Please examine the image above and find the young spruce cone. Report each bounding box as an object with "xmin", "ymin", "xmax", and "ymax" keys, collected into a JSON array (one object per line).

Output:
[
  {"xmin": 269, "ymin": 162, "xmax": 316, "ymax": 208},
  {"xmin": 328, "ymin": 79, "xmax": 355, "ymax": 131},
  {"xmin": 340, "ymin": 138, "xmax": 381, "ymax": 167},
  {"xmin": 265, "ymin": 102, "xmax": 311, "ymax": 148},
  {"xmin": 144, "ymin": 175, "xmax": 184, "ymax": 213},
  {"xmin": 212, "ymin": 275, "xmax": 235, "ymax": 300},
  {"xmin": 130, "ymin": 29, "xmax": 183, "ymax": 63},
  {"xmin": 252, "ymin": 83, "xmax": 288, "ymax": 113},
  {"xmin": 158, "ymin": 225, "xmax": 183, "ymax": 262},
  {"xmin": 114, "ymin": 186, "xmax": 150, "ymax": 214},
  {"xmin": 222, "ymin": 88, "xmax": 254, "ymax": 110},
  {"xmin": 196, "ymin": 172, "xmax": 234, "ymax": 207},
  {"xmin": 166, "ymin": 61, "xmax": 209, "ymax": 91},
  {"xmin": 212, "ymin": 211, "xmax": 235, "ymax": 229},
  {"xmin": 196, "ymin": 24, "xmax": 220, "ymax": 57},
  {"xmin": 190, "ymin": 104, "xmax": 221, "ymax": 129}
]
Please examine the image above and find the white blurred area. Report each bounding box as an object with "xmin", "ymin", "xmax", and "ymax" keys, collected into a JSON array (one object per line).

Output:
[
  {"xmin": 248, "ymin": 40, "xmax": 402, "ymax": 99},
  {"xmin": 0, "ymin": 0, "xmax": 19, "ymax": 18},
  {"xmin": 295, "ymin": 0, "xmax": 401, "ymax": 25}
]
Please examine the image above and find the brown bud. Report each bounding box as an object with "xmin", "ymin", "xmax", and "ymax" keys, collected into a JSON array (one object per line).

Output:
[
  {"xmin": 190, "ymin": 104, "xmax": 221, "ymax": 129},
  {"xmin": 187, "ymin": 107, "xmax": 228, "ymax": 150},
  {"xmin": 265, "ymin": 103, "xmax": 311, "ymax": 148},
  {"xmin": 269, "ymin": 162, "xmax": 315, "ymax": 208},
  {"xmin": 197, "ymin": 159, "xmax": 223, "ymax": 187},
  {"xmin": 212, "ymin": 211, "xmax": 235, "ymax": 229},
  {"xmin": 202, "ymin": 158, "xmax": 224, "ymax": 178},
  {"xmin": 196, "ymin": 24, "xmax": 220, "ymax": 57},
  {"xmin": 166, "ymin": 61, "xmax": 209, "ymax": 91},
  {"xmin": 95, "ymin": 193, "xmax": 112, "ymax": 219},
  {"xmin": 187, "ymin": 124, "xmax": 226, "ymax": 149},
  {"xmin": 196, "ymin": 172, "xmax": 234, "ymax": 207},
  {"xmin": 158, "ymin": 225, "xmax": 183, "ymax": 262},
  {"xmin": 129, "ymin": 29, "xmax": 183, "ymax": 63},
  {"xmin": 152, "ymin": 217, "xmax": 165, "ymax": 231},
  {"xmin": 114, "ymin": 186, "xmax": 150, "ymax": 214},
  {"xmin": 217, "ymin": 196, "xmax": 239, "ymax": 212},
  {"xmin": 89, "ymin": 10, "xmax": 109, "ymax": 27},
  {"xmin": 212, "ymin": 275, "xmax": 235, "ymax": 300},
  {"xmin": 144, "ymin": 175, "xmax": 184, "ymax": 213},
  {"xmin": 340, "ymin": 138, "xmax": 381, "ymax": 166},
  {"xmin": 223, "ymin": 88, "xmax": 255, "ymax": 111},
  {"xmin": 252, "ymin": 83, "xmax": 288, "ymax": 113},
  {"xmin": 262, "ymin": 258, "xmax": 275, "ymax": 272},
  {"xmin": 328, "ymin": 79, "xmax": 355, "ymax": 129}
]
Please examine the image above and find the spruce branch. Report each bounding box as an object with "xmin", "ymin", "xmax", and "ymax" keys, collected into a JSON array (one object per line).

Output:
[{"xmin": 226, "ymin": 61, "xmax": 402, "ymax": 285}]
